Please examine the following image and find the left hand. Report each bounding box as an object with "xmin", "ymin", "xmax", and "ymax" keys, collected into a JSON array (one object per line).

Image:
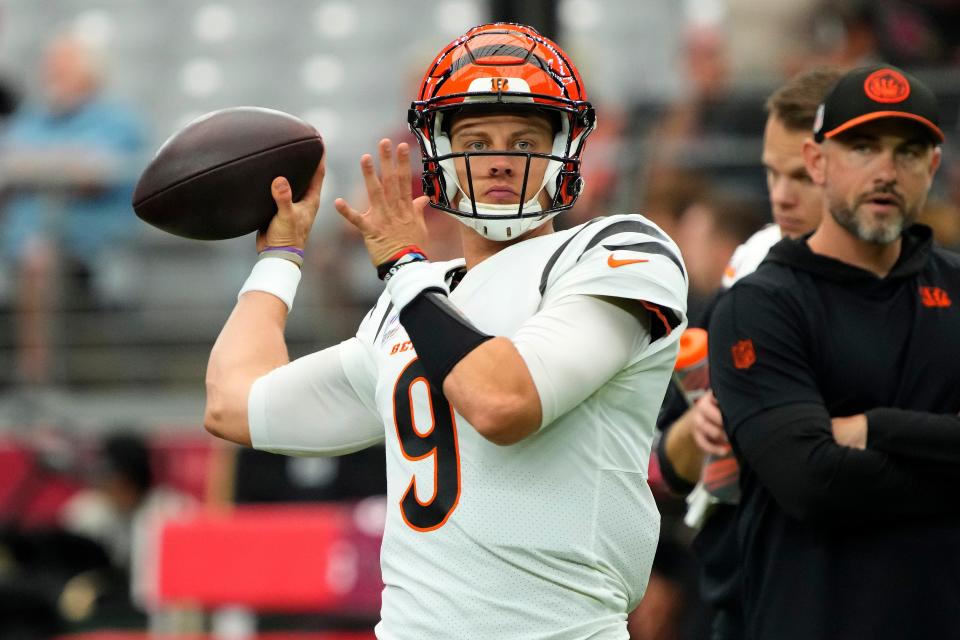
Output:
[
  {"xmin": 334, "ymin": 139, "xmax": 430, "ymax": 266},
  {"xmin": 831, "ymin": 414, "xmax": 867, "ymax": 449}
]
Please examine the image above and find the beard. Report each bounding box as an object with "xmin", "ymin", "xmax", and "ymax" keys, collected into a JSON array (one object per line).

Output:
[{"xmin": 827, "ymin": 187, "xmax": 921, "ymax": 245}]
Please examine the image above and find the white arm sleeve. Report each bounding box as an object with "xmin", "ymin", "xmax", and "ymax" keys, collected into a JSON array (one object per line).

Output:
[
  {"xmin": 248, "ymin": 337, "xmax": 384, "ymax": 456},
  {"xmin": 512, "ymin": 294, "xmax": 652, "ymax": 428}
]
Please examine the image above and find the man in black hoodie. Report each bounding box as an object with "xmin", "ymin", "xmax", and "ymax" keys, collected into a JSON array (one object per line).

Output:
[{"xmin": 709, "ymin": 65, "xmax": 960, "ymax": 640}]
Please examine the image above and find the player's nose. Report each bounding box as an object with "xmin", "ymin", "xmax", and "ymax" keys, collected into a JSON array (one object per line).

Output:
[
  {"xmin": 770, "ymin": 178, "xmax": 795, "ymax": 209},
  {"xmin": 488, "ymin": 155, "xmax": 515, "ymax": 176}
]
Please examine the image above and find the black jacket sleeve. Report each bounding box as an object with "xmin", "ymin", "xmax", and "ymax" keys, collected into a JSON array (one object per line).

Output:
[
  {"xmin": 735, "ymin": 403, "xmax": 960, "ymax": 524},
  {"xmin": 710, "ymin": 283, "xmax": 960, "ymax": 525},
  {"xmin": 866, "ymin": 408, "xmax": 960, "ymax": 466}
]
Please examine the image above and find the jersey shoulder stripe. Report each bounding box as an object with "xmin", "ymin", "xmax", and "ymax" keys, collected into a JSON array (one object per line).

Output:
[
  {"xmin": 579, "ymin": 218, "xmax": 672, "ymax": 253},
  {"xmin": 537, "ymin": 214, "xmax": 688, "ymax": 341},
  {"xmin": 538, "ymin": 218, "xmax": 603, "ymax": 295},
  {"xmin": 538, "ymin": 216, "xmax": 682, "ymax": 295}
]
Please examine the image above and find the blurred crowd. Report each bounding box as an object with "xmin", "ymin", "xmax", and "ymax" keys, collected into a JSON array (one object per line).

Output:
[{"xmin": 0, "ymin": 0, "xmax": 957, "ymax": 638}]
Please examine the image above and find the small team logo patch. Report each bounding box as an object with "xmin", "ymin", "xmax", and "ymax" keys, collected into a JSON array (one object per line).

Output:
[
  {"xmin": 731, "ymin": 339, "xmax": 756, "ymax": 370},
  {"xmin": 864, "ymin": 68, "xmax": 911, "ymax": 104},
  {"xmin": 919, "ymin": 286, "xmax": 951, "ymax": 308}
]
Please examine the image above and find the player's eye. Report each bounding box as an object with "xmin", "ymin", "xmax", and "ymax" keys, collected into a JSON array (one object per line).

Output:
[
  {"xmin": 897, "ymin": 144, "xmax": 924, "ymax": 160},
  {"xmin": 465, "ymin": 141, "xmax": 487, "ymax": 152},
  {"xmin": 514, "ymin": 140, "xmax": 534, "ymax": 151}
]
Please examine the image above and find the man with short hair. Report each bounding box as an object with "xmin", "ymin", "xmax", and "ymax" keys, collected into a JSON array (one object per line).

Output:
[
  {"xmin": 655, "ymin": 66, "xmax": 840, "ymax": 640},
  {"xmin": 204, "ymin": 23, "xmax": 688, "ymax": 639},
  {"xmin": 0, "ymin": 34, "xmax": 145, "ymax": 384},
  {"xmin": 709, "ymin": 65, "xmax": 960, "ymax": 639}
]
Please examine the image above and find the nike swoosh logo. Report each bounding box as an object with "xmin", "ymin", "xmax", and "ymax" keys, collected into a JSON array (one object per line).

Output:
[{"xmin": 607, "ymin": 254, "xmax": 650, "ymax": 268}]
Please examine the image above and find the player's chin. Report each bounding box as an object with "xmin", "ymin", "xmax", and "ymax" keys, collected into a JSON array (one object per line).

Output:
[{"xmin": 480, "ymin": 193, "xmax": 522, "ymax": 205}]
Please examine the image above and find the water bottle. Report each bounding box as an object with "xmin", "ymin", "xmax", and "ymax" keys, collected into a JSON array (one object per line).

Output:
[
  {"xmin": 673, "ymin": 328, "xmax": 709, "ymax": 404},
  {"xmin": 673, "ymin": 328, "xmax": 739, "ymax": 505}
]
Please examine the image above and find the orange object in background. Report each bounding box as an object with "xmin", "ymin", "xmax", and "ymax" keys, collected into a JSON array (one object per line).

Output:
[{"xmin": 673, "ymin": 327, "xmax": 710, "ymax": 402}]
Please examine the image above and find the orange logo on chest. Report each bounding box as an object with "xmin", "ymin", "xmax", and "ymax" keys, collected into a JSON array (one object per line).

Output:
[
  {"xmin": 920, "ymin": 286, "xmax": 951, "ymax": 308},
  {"xmin": 731, "ymin": 339, "xmax": 756, "ymax": 370}
]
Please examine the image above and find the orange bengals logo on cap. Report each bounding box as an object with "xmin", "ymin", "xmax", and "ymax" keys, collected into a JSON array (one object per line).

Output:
[
  {"xmin": 731, "ymin": 339, "xmax": 756, "ymax": 370},
  {"xmin": 864, "ymin": 69, "xmax": 911, "ymax": 104}
]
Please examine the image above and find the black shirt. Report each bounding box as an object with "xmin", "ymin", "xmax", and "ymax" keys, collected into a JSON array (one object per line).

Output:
[{"xmin": 709, "ymin": 225, "xmax": 960, "ymax": 640}]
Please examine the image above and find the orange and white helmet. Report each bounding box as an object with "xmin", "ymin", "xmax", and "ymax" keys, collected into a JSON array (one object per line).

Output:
[{"xmin": 408, "ymin": 23, "xmax": 596, "ymax": 241}]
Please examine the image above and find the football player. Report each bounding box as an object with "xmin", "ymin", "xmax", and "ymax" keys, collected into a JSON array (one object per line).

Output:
[{"xmin": 204, "ymin": 23, "xmax": 687, "ymax": 639}]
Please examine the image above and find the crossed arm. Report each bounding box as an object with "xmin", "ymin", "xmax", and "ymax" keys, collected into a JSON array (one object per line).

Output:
[{"xmin": 709, "ymin": 285, "xmax": 960, "ymax": 525}]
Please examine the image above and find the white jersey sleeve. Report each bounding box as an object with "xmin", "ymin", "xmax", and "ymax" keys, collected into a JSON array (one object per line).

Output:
[
  {"xmin": 539, "ymin": 214, "xmax": 688, "ymax": 360},
  {"xmin": 720, "ymin": 223, "xmax": 782, "ymax": 288},
  {"xmin": 513, "ymin": 294, "xmax": 652, "ymax": 427},
  {"xmin": 247, "ymin": 294, "xmax": 390, "ymax": 456}
]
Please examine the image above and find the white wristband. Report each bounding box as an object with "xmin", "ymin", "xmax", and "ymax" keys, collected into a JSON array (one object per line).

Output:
[
  {"xmin": 238, "ymin": 257, "xmax": 302, "ymax": 312},
  {"xmin": 385, "ymin": 260, "xmax": 449, "ymax": 311}
]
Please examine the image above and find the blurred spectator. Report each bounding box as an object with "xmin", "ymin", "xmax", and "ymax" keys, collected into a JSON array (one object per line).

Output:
[
  {"xmin": 790, "ymin": 0, "xmax": 882, "ymax": 74},
  {"xmin": 629, "ymin": 23, "xmax": 768, "ymax": 233},
  {"xmin": 672, "ymin": 192, "xmax": 768, "ymax": 321},
  {"xmin": 725, "ymin": 0, "xmax": 820, "ymax": 80},
  {"xmin": 228, "ymin": 446, "xmax": 386, "ymax": 505},
  {"xmin": 0, "ymin": 431, "xmax": 192, "ymax": 636},
  {"xmin": 60, "ymin": 432, "xmax": 194, "ymax": 611},
  {"xmin": 0, "ymin": 74, "xmax": 18, "ymax": 119},
  {"xmin": 857, "ymin": 0, "xmax": 960, "ymax": 67},
  {"xmin": 561, "ymin": 103, "xmax": 627, "ymax": 228},
  {"xmin": 0, "ymin": 33, "xmax": 145, "ymax": 385},
  {"xmin": 784, "ymin": 0, "xmax": 960, "ymax": 74}
]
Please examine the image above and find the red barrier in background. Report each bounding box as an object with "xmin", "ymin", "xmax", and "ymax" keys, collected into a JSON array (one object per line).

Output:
[
  {"xmin": 0, "ymin": 431, "xmax": 215, "ymax": 527},
  {"xmin": 153, "ymin": 503, "xmax": 384, "ymax": 615},
  {"xmin": 0, "ymin": 436, "xmax": 84, "ymax": 527}
]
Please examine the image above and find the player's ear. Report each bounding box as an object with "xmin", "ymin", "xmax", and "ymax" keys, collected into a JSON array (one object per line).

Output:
[
  {"xmin": 803, "ymin": 138, "xmax": 826, "ymax": 186},
  {"xmin": 928, "ymin": 145, "xmax": 942, "ymax": 177}
]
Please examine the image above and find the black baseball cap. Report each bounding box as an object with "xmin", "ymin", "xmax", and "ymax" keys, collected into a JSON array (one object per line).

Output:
[{"xmin": 813, "ymin": 64, "xmax": 943, "ymax": 143}]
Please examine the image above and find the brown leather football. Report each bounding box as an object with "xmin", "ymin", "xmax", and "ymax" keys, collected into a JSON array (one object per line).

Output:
[{"xmin": 133, "ymin": 107, "xmax": 324, "ymax": 240}]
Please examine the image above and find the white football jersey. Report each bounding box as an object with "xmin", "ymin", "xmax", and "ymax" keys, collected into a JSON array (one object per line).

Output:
[
  {"xmin": 252, "ymin": 214, "xmax": 688, "ymax": 639},
  {"xmin": 720, "ymin": 223, "xmax": 782, "ymax": 289}
]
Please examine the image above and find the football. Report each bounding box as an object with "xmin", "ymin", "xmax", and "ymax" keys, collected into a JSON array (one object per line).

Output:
[{"xmin": 133, "ymin": 107, "xmax": 324, "ymax": 240}]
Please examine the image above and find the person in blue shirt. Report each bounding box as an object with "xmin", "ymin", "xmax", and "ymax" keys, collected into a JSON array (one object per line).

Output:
[{"xmin": 0, "ymin": 34, "xmax": 145, "ymax": 384}]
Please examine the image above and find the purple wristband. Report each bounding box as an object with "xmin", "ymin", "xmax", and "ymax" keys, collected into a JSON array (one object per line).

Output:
[{"xmin": 261, "ymin": 245, "xmax": 305, "ymax": 258}]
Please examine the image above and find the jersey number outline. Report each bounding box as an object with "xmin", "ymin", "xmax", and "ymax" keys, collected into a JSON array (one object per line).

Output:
[{"xmin": 392, "ymin": 358, "xmax": 461, "ymax": 532}]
